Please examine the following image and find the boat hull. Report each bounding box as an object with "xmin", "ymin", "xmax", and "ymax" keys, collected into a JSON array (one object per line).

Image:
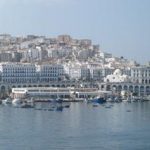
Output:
[{"xmin": 87, "ymin": 97, "xmax": 106, "ymax": 104}]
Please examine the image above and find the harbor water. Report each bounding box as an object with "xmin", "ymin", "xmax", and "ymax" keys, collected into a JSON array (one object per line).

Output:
[{"xmin": 0, "ymin": 101, "xmax": 150, "ymax": 150}]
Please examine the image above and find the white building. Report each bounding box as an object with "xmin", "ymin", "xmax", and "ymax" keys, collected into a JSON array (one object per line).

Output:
[
  {"xmin": 81, "ymin": 65, "xmax": 91, "ymax": 80},
  {"xmin": 64, "ymin": 61, "xmax": 82, "ymax": 80},
  {"xmin": 100, "ymin": 52, "xmax": 112, "ymax": 59},
  {"xmin": 131, "ymin": 66, "xmax": 150, "ymax": 84},
  {"xmin": 39, "ymin": 64, "xmax": 65, "ymax": 82},
  {"xmin": 0, "ymin": 63, "xmax": 37, "ymax": 83},
  {"xmin": 23, "ymin": 46, "xmax": 44, "ymax": 62},
  {"xmin": 78, "ymin": 49, "xmax": 94, "ymax": 60},
  {"xmin": 104, "ymin": 69, "xmax": 131, "ymax": 83},
  {"xmin": 48, "ymin": 48, "xmax": 71, "ymax": 58},
  {"xmin": 69, "ymin": 66, "xmax": 81, "ymax": 79},
  {"xmin": 90, "ymin": 67, "xmax": 103, "ymax": 81}
]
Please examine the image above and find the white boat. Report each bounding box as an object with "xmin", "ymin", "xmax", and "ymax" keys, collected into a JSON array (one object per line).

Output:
[
  {"xmin": 122, "ymin": 97, "xmax": 131, "ymax": 102},
  {"xmin": 144, "ymin": 96, "xmax": 150, "ymax": 101},
  {"xmin": 106, "ymin": 97, "xmax": 115, "ymax": 102},
  {"xmin": 12, "ymin": 98, "xmax": 34, "ymax": 108},
  {"xmin": 12, "ymin": 98, "xmax": 23, "ymax": 107},
  {"xmin": 23, "ymin": 98, "xmax": 35, "ymax": 108},
  {"xmin": 2, "ymin": 98, "xmax": 12, "ymax": 105}
]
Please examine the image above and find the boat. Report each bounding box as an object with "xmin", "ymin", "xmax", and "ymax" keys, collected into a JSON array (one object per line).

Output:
[
  {"xmin": 56, "ymin": 106, "xmax": 63, "ymax": 111},
  {"xmin": 64, "ymin": 105, "xmax": 70, "ymax": 108},
  {"xmin": 126, "ymin": 110, "xmax": 132, "ymax": 112},
  {"xmin": 55, "ymin": 99, "xmax": 63, "ymax": 103},
  {"xmin": 12, "ymin": 98, "xmax": 34, "ymax": 108},
  {"xmin": 141, "ymin": 96, "xmax": 150, "ymax": 101},
  {"xmin": 93, "ymin": 104, "xmax": 99, "ymax": 107},
  {"xmin": 106, "ymin": 97, "xmax": 115, "ymax": 102},
  {"xmin": 34, "ymin": 99, "xmax": 52, "ymax": 102},
  {"xmin": 87, "ymin": 97, "xmax": 106, "ymax": 104},
  {"xmin": 12, "ymin": 98, "xmax": 23, "ymax": 107},
  {"xmin": 105, "ymin": 106, "xmax": 112, "ymax": 108},
  {"xmin": 21, "ymin": 101, "xmax": 34, "ymax": 108},
  {"xmin": 122, "ymin": 97, "xmax": 131, "ymax": 102},
  {"xmin": 146, "ymin": 96, "xmax": 150, "ymax": 101},
  {"xmin": 114, "ymin": 96, "xmax": 122, "ymax": 102},
  {"xmin": 2, "ymin": 98, "xmax": 12, "ymax": 105},
  {"xmin": 26, "ymin": 98, "xmax": 35, "ymax": 107}
]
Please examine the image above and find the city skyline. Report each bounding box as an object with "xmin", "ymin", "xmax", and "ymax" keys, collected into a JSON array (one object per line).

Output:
[{"xmin": 0, "ymin": 0, "xmax": 149, "ymax": 64}]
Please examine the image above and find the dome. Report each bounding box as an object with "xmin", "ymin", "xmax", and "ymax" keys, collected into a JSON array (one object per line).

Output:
[
  {"xmin": 113, "ymin": 69, "xmax": 122, "ymax": 75},
  {"xmin": 104, "ymin": 69, "xmax": 131, "ymax": 83}
]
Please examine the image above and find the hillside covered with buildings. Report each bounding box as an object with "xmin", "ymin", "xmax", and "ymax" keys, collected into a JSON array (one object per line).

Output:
[{"xmin": 0, "ymin": 34, "xmax": 149, "ymax": 97}]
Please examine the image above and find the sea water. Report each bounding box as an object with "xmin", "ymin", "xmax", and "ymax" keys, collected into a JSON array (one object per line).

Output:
[{"xmin": 0, "ymin": 101, "xmax": 150, "ymax": 150}]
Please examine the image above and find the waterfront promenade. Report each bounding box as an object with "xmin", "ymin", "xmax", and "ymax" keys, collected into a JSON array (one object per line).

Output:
[{"xmin": 0, "ymin": 80, "xmax": 149, "ymax": 98}]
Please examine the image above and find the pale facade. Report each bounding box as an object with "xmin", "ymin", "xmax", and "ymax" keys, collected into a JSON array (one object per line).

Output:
[
  {"xmin": 104, "ymin": 69, "xmax": 131, "ymax": 83},
  {"xmin": 0, "ymin": 63, "xmax": 37, "ymax": 83},
  {"xmin": 131, "ymin": 66, "xmax": 150, "ymax": 84},
  {"xmin": 39, "ymin": 64, "xmax": 65, "ymax": 82}
]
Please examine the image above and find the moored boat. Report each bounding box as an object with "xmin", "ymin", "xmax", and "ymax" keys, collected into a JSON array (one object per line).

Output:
[
  {"xmin": 2, "ymin": 97, "xmax": 12, "ymax": 105},
  {"xmin": 12, "ymin": 98, "xmax": 23, "ymax": 107},
  {"xmin": 56, "ymin": 106, "xmax": 63, "ymax": 111},
  {"xmin": 21, "ymin": 103, "xmax": 34, "ymax": 108},
  {"xmin": 12, "ymin": 98, "xmax": 34, "ymax": 108},
  {"xmin": 122, "ymin": 97, "xmax": 131, "ymax": 102},
  {"xmin": 87, "ymin": 97, "xmax": 106, "ymax": 104}
]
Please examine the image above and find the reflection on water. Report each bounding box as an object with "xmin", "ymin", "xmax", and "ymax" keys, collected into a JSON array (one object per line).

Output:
[{"xmin": 0, "ymin": 101, "xmax": 150, "ymax": 150}]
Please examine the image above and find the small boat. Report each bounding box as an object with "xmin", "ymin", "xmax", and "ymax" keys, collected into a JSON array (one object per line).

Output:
[
  {"xmin": 12, "ymin": 98, "xmax": 34, "ymax": 108},
  {"xmin": 93, "ymin": 104, "xmax": 99, "ymax": 107},
  {"xmin": 12, "ymin": 98, "xmax": 23, "ymax": 107},
  {"xmin": 126, "ymin": 110, "xmax": 131, "ymax": 112},
  {"xmin": 114, "ymin": 97, "xmax": 122, "ymax": 102},
  {"xmin": 56, "ymin": 106, "xmax": 63, "ymax": 111},
  {"xmin": 21, "ymin": 103, "xmax": 34, "ymax": 108},
  {"xmin": 122, "ymin": 97, "xmax": 131, "ymax": 102},
  {"xmin": 131, "ymin": 98, "xmax": 137, "ymax": 102},
  {"xmin": 34, "ymin": 99, "xmax": 52, "ymax": 102},
  {"xmin": 2, "ymin": 98, "xmax": 12, "ymax": 105},
  {"xmin": 34, "ymin": 108, "xmax": 42, "ymax": 110},
  {"xmin": 55, "ymin": 99, "xmax": 63, "ymax": 103},
  {"xmin": 48, "ymin": 108, "xmax": 54, "ymax": 111},
  {"xmin": 145, "ymin": 96, "xmax": 150, "ymax": 101},
  {"xmin": 87, "ymin": 97, "xmax": 106, "ymax": 104},
  {"xmin": 105, "ymin": 106, "xmax": 111, "ymax": 108},
  {"xmin": 64, "ymin": 105, "xmax": 70, "ymax": 108},
  {"xmin": 106, "ymin": 98, "xmax": 115, "ymax": 102}
]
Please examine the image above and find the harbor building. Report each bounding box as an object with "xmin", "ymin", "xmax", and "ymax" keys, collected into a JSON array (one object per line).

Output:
[
  {"xmin": 0, "ymin": 63, "xmax": 37, "ymax": 84},
  {"xmin": 131, "ymin": 66, "xmax": 150, "ymax": 84},
  {"xmin": 11, "ymin": 87, "xmax": 111, "ymax": 100},
  {"xmin": 102, "ymin": 69, "xmax": 150, "ymax": 96},
  {"xmin": 100, "ymin": 82, "xmax": 150, "ymax": 97},
  {"xmin": 38, "ymin": 64, "xmax": 65, "ymax": 82},
  {"xmin": 104, "ymin": 69, "xmax": 131, "ymax": 83}
]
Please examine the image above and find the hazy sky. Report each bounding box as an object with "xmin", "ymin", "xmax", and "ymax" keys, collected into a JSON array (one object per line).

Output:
[{"xmin": 0, "ymin": 0, "xmax": 149, "ymax": 64}]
